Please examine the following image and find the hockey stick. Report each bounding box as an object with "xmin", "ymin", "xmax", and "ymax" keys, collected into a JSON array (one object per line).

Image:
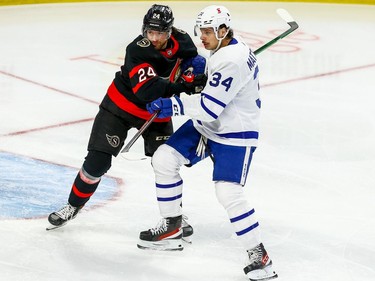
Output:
[
  {"xmin": 121, "ymin": 8, "xmax": 298, "ymax": 156},
  {"xmin": 120, "ymin": 111, "xmax": 159, "ymax": 154},
  {"xmin": 254, "ymin": 8, "xmax": 298, "ymax": 55}
]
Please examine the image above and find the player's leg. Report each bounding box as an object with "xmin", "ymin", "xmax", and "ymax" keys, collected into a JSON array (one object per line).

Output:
[
  {"xmin": 143, "ymin": 119, "xmax": 198, "ymax": 240},
  {"xmin": 48, "ymin": 108, "xmax": 129, "ymax": 228},
  {"xmin": 137, "ymin": 120, "xmax": 203, "ymax": 250},
  {"xmin": 211, "ymin": 143, "xmax": 277, "ymax": 280},
  {"xmin": 142, "ymin": 119, "xmax": 173, "ymax": 157},
  {"xmin": 137, "ymin": 144, "xmax": 187, "ymax": 251}
]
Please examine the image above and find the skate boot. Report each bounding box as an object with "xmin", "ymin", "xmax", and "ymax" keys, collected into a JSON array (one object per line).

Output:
[
  {"xmin": 47, "ymin": 203, "xmax": 82, "ymax": 230},
  {"xmin": 243, "ymin": 243, "xmax": 278, "ymax": 281},
  {"xmin": 137, "ymin": 215, "xmax": 183, "ymax": 251},
  {"xmin": 181, "ymin": 214, "xmax": 193, "ymax": 243}
]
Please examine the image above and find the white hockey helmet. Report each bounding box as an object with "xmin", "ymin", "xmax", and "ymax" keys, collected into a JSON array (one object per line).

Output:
[{"xmin": 194, "ymin": 5, "xmax": 231, "ymax": 39}]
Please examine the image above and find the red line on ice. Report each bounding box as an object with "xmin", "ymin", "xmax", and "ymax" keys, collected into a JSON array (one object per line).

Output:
[
  {"xmin": 263, "ymin": 63, "xmax": 375, "ymax": 88},
  {"xmin": 1, "ymin": 118, "xmax": 94, "ymax": 137},
  {"xmin": 0, "ymin": 70, "xmax": 99, "ymax": 105},
  {"xmin": 1, "ymin": 63, "xmax": 374, "ymax": 136}
]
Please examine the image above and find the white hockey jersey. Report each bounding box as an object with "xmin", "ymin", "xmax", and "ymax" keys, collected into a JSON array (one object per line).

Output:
[{"xmin": 180, "ymin": 37, "xmax": 261, "ymax": 147}]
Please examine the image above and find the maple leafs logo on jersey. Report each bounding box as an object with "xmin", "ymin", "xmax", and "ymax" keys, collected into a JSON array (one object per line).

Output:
[
  {"xmin": 137, "ymin": 38, "xmax": 151, "ymax": 48},
  {"xmin": 106, "ymin": 134, "xmax": 120, "ymax": 148}
]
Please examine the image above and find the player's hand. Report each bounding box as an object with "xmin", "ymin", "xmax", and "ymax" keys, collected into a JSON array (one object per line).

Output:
[
  {"xmin": 146, "ymin": 96, "xmax": 184, "ymax": 118},
  {"xmin": 180, "ymin": 55, "xmax": 206, "ymax": 75},
  {"xmin": 177, "ymin": 68, "xmax": 207, "ymax": 95}
]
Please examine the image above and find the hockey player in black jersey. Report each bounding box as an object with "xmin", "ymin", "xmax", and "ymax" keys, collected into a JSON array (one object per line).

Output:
[{"xmin": 47, "ymin": 4, "xmax": 207, "ymax": 238}]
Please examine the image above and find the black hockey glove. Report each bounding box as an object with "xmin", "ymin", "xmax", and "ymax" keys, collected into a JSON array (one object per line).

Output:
[{"xmin": 169, "ymin": 68, "xmax": 207, "ymax": 96}]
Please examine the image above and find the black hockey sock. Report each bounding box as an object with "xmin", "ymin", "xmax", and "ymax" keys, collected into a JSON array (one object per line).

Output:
[{"xmin": 68, "ymin": 172, "xmax": 100, "ymax": 207}]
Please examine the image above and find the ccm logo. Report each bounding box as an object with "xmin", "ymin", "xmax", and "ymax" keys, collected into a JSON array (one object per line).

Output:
[{"xmin": 156, "ymin": 136, "xmax": 170, "ymax": 141}]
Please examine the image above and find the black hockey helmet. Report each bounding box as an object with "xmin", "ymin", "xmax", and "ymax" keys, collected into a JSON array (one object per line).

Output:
[{"xmin": 142, "ymin": 4, "xmax": 174, "ymax": 35}]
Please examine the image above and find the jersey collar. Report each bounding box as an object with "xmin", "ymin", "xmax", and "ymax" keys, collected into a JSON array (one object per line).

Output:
[{"xmin": 160, "ymin": 35, "xmax": 179, "ymax": 59}]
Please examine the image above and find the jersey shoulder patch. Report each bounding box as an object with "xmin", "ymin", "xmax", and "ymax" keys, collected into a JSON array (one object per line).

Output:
[{"xmin": 137, "ymin": 38, "xmax": 151, "ymax": 48}]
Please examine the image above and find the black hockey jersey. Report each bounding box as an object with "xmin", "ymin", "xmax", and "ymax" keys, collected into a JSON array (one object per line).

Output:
[{"xmin": 102, "ymin": 28, "xmax": 198, "ymax": 122}]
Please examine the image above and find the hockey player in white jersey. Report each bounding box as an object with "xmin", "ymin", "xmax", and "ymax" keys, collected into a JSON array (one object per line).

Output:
[{"xmin": 138, "ymin": 5, "xmax": 277, "ymax": 281}]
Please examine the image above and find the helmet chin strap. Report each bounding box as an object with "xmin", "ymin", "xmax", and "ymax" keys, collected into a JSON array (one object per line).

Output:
[{"xmin": 211, "ymin": 29, "xmax": 229, "ymax": 54}]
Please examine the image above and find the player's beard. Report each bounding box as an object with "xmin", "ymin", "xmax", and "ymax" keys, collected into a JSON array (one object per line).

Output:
[{"xmin": 152, "ymin": 39, "xmax": 168, "ymax": 51}]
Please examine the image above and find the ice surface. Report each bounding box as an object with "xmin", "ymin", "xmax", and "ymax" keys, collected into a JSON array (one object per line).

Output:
[{"xmin": 0, "ymin": 2, "xmax": 374, "ymax": 281}]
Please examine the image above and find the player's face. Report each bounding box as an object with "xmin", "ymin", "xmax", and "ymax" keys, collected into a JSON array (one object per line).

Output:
[
  {"xmin": 146, "ymin": 29, "xmax": 169, "ymax": 50},
  {"xmin": 199, "ymin": 28, "xmax": 218, "ymax": 50}
]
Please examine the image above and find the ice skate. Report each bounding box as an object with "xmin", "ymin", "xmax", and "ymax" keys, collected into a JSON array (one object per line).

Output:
[
  {"xmin": 243, "ymin": 243, "xmax": 278, "ymax": 281},
  {"xmin": 181, "ymin": 214, "xmax": 193, "ymax": 243},
  {"xmin": 46, "ymin": 203, "xmax": 82, "ymax": 230},
  {"xmin": 137, "ymin": 215, "xmax": 183, "ymax": 251}
]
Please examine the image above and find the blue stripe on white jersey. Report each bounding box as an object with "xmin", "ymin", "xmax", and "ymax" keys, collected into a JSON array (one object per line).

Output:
[
  {"xmin": 202, "ymin": 93, "xmax": 226, "ymax": 108},
  {"xmin": 200, "ymin": 93, "xmax": 226, "ymax": 120},
  {"xmin": 217, "ymin": 131, "xmax": 258, "ymax": 139},
  {"xmin": 253, "ymin": 65, "xmax": 259, "ymax": 79}
]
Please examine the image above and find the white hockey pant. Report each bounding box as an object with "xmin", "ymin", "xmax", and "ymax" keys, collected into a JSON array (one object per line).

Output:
[
  {"xmin": 215, "ymin": 181, "xmax": 261, "ymax": 250},
  {"xmin": 152, "ymin": 144, "xmax": 189, "ymax": 218}
]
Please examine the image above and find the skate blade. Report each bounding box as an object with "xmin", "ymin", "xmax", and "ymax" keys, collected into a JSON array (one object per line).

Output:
[
  {"xmin": 248, "ymin": 274, "xmax": 278, "ymax": 281},
  {"xmin": 137, "ymin": 239, "xmax": 184, "ymax": 251},
  {"xmin": 182, "ymin": 236, "xmax": 192, "ymax": 244},
  {"xmin": 246, "ymin": 264, "xmax": 278, "ymax": 281},
  {"xmin": 46, "ymin": 225, "xmax": 61, "ymax": 231},
  {"xmin": 46, "ymin": 222, "xmax": 67, "ymax": 231}
]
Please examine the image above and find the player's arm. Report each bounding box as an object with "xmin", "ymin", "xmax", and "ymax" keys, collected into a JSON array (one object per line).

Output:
[
  {"xmin": 146, "ymin": 61, "xmax": 239, "ymax": 120},
  {"xmin": 127, "ymin": 60, "xmax": 206, "ymax": 103},
  {"xmin": 127, "ymin": 61, "xmax": 204, "ymax": 102}
]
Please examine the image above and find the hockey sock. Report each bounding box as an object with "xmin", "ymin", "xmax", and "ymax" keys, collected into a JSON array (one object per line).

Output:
[
  {"xmin": 155, "ymin": 178, "xmax": 183, "ymax": 218},
  {"xmin": 152, "ymin": 144, "xmax": 188, "ymax": 217},
  {"xmin": 215, "ymin": 181, "xmax": 261, "ymax": 249},
  {"xmin": 68, "ymin": 168, "xmax": 100, "ymax": 207}
]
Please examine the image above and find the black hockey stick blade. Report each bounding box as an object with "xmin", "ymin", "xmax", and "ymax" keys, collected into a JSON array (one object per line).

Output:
[{"xmin": 254, "ymin": 8, "xmax": 299, "ymax": 55}]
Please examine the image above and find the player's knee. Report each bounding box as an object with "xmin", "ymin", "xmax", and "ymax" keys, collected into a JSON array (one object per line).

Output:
[
  {"xmin": 152, "ymin": 144, "xmax": 182, "ymax": 176},
  {"xmin": 82, "ymin": 150, "xmax": 112, "ymax": 178},
  {"xmin": 215, "ymin": 181, "xmax": 244, "ymax": 209}
]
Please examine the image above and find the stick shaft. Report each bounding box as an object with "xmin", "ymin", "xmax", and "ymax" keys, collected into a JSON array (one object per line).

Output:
[
  {"xmin": 121, "ymin": 111, "xmax": 159, "ymax": 153},
  {"xmin": 254, "ymin": 21, "xmax": 298, "ymax": 55}
]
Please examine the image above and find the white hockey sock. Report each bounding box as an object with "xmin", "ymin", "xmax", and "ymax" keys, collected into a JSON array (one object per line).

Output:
[
  {"xmin": 215, "ymin": 181, "xmax": 261, "ymax": 249},
  {"xmin": 152, "ymin": 144, "xmax": 189, "ymax": 218}
]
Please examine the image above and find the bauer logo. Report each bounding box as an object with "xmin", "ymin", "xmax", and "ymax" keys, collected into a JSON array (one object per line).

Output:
[{"xmin": 0, "ymin": 152, "xmax": 120, "ymax": 219}]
